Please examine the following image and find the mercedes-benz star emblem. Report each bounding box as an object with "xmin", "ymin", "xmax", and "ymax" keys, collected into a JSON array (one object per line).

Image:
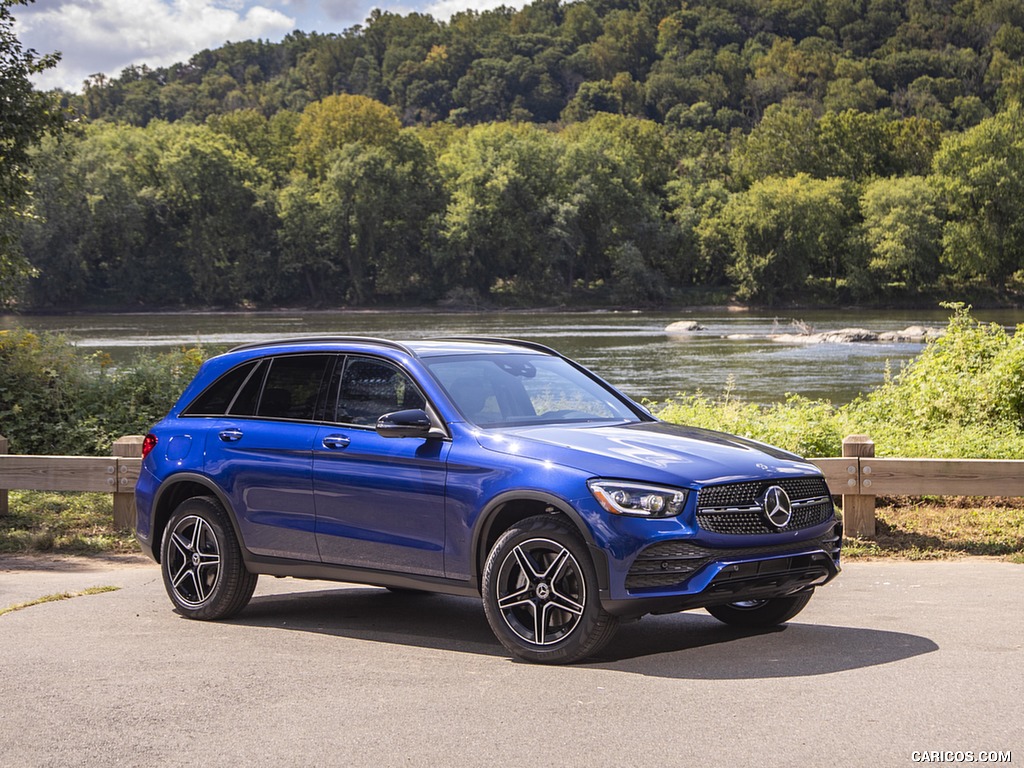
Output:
[{"xmin": 760, "ymin": 485, "xmax": 792, "ymax": 529}]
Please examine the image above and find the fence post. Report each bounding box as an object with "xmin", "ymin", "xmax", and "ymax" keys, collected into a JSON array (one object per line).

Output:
[
  {"xmin": 842, "ymin": 434, "xmax": 876, "ymax": 538},
  {"xmin": 112, "ymin": 435, "xmax": 144, "ymax": 530},
  {"xmin": 0, "ymin": 434, "xmax": 8, "ymax": 518}
]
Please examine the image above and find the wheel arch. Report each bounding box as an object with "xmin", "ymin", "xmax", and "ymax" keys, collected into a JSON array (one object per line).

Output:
[
  {"xmin": 150, "ymin": 473, "xmax": 243, "ymax": 564},
  {"xmin": 470, "ymin": 490, "xmax": 609, "ymax": 592}
]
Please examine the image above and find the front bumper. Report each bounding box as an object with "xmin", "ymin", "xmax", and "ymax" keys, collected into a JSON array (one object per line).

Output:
[{"xmin": 598, "ymin": 519, "xmax": 843, "ymax": 619}]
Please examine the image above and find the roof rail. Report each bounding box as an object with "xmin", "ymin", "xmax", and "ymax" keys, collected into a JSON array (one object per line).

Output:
[
  {"xmin": 432, "ymin": 336, "xmax": 564, "ymax": 358},
  {"xmin": 228, "ymin": 336, "xmax": 415, "ymax": 355}
]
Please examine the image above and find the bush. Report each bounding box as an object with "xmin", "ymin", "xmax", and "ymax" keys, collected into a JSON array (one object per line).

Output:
[
  {"xmin": 0, "ymin": 328, "xmax": 205, "ymax": 455},
  {"xmin": 842, "ymin": 304, "xmax": 1024, "ymax": 457},
  {"xmin": 74, "ymin": 347, "xmax": 206, "ymax": 454},
  {"xmin": 0, "ymin": 330, "xmax": 85, "ymax": 454},
  {"xmin": 654, "ymin": 388, "xmax": 845, "ymax": 458}
]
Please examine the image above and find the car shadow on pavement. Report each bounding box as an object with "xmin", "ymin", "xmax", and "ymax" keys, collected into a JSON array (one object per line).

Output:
[
  {"xmin": 232, "ymin": 585, "xmax": 938, "ymax": 678},
  {"xmin": 235, "ymin": 587, "xmax": 504, "ymax": 656},
  {"xmin": 587, "ymin": 612, "xmax": 939, "ymax": 678}
]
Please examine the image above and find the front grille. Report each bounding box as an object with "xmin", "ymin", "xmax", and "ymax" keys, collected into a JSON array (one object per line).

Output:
[
  {"xmin": 625, "ymin": 533, "xmax": 836, "ymax": 591},
  {"xmin": 697, "ymin": 477, "xmax": 829, "ymax": 508},
  {"xmin": 698, "ymin": 499, "xmax": 833, "ymax": 534},
  {"xmin": 696, "ymin": 477, "xmax": 834, "ymax": 535}
]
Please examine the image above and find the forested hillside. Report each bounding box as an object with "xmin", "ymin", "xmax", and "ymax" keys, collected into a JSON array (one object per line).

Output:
[{"xmin": 19, "ymin": 0, "xmax": 1024, "ymax": 308}]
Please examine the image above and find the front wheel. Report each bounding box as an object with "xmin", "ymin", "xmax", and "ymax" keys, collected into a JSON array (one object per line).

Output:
[
  {"xmin": 482, "ymin": 515, "xmax": 618, "ymax": 664},
  {"xmin": 160, "ymin": 496, "xmax": 257, "ymax": 620},
  {"xmin": 705, "ymin": 590, "xmax": 814, "ymax": 628}
]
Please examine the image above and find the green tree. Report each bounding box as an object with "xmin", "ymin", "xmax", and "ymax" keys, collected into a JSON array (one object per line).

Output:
[
  {"xmin": 823, "ymin": 74, "xmax": 886, "ymax": 112},
  {"xmin": 0, "ymin": 0, "xmax": 68, "ymax": 304},
  {"xmin": 587, "ymin": 9, "xmax": 658, "ymax": 81},
  {"xmin": 561, "ymin": 79, "xmax": 621, "ymax": 122},
  {"xmin": 294, "ymin": 94, "xmax": 402, "ymax": 177},
  {"xmin": 701, "ymin": 174, "xmax": 857, "ymax": 303},
  {"xmin": 18, "ymin": 136, "xmax": 90, "ymax": 307},
  {"xmin": 317, "ymin": 136, "xmax": 442, "ymax": 305},
  {"xmin": 278, "ymin": 129, "xmax": 442, "ymax": 306},
  {"xmin": 206, "ymin": 108, "xmax": 297, "ymax": 180},
  {"xmin": 561, "ymin": 3, "xmax": 602, "ymax": 46},
  {"xmin": 20, "ymin": 122, "xmax": 171, "ymax": 307},
  {"xmin": 552, "ymin": 117, "xmax": 675, "ymax": 301},
  {"xmin": 731, "ymin": 104, "xmax": 819, "ymax": 183},
  {"xmin": 667, "ymin": 176, "xmax": 730, "ymax": 286},
  {"xmin": 438, "ymin": 122, "xmax": 561, "ymax": 298},
  {"xmin": 277, "ymin": 175, "xmax": 335, "ymax": 305},
  {"xmin": 860, "ymin": 176, "xmax": 944, "ymax": 288},
  {"xmin": 451, "ymin": 57, "xmax": 523, "ymax": 122},
  {"xmin": 887, "ymin": 115, "xmax": 944, "ymax": 176},
  {"xmin": 815, "ymin": 109, "xmax": 892, "ymax": 180},
  {"xmin": 29, "ymin": 120, "xmax": 284, "ymax": 308},
  {"xmin": 932, "ymin": 104, "xmax": 1024, "ymax": 285},
  {"xmin": 745, "ymin": 37, "xmax": 837, "ymax": 116},
  {"xmin": 155, "ymin": 125, "xmax": 277, "ymax": 305}
]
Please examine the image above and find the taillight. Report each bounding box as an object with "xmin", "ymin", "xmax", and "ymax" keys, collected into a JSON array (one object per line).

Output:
[{"xmin": 142, "ymin": 434, "xmax": 158, "ymax": 457}]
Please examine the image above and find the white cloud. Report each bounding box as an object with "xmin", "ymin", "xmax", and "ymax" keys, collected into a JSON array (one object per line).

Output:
[
  {"xmin": 17, "ymin": 0, "xmax": 296, "ymax": 92},
  {"xmin": 423, "ymin": 0, "xmax": 524, "ymax": 20}
]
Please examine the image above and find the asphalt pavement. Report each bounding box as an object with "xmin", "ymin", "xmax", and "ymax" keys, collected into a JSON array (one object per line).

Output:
[{"xmin": 1, "ymin": 555, "xmax": 1021, "ymax": 767}]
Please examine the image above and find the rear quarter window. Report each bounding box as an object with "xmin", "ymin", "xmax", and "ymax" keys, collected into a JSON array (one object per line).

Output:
[{"xmin": 183, "ymin": 361, "xmax": 258, "ymax": 416}]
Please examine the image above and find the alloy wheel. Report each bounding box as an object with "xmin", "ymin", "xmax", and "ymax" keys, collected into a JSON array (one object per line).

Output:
[
  {"xmin": 166, "ymin": 514, "xmax": 222, "ymax": 607},
  {"xmin": 494, "ymin": 537, "xmax": 586, "ymax": 646}
]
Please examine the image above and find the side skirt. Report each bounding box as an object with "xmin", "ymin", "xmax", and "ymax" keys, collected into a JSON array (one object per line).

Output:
[{"xmin": 243, "ymin": 554, "xmax": 481, "ymax": 599}]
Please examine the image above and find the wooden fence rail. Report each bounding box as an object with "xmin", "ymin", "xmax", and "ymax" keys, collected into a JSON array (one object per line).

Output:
[
  {"xmin": 1, "ymin": 434, "xmax": 1023, "ymax": 538},
  {"xmin": 0, "ymin": 435, "xmax": 143, "ymax": 529}
]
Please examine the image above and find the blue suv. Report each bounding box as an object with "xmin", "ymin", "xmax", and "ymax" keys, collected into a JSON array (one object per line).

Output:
[{"xmin": 135, "ymin": 337, "xmax": 841, "ymax": 663}]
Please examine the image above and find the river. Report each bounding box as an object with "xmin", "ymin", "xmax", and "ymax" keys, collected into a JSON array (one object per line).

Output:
[{"xmin": 3, "ymin": 307, "xmax": 1021, "ymax": 405}]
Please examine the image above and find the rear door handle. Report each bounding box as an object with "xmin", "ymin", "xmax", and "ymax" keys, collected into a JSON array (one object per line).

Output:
[
  {"xmin": 322, "ymin": 434, "xmax": 351, "ymax": 449},
  {"xmin": 218, "ymin": 429, "xmax": 244, "ymax": 442}
]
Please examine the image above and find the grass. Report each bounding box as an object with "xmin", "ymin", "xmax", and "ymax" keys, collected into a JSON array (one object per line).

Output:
[
  {"xmin": 2, "ymin": 491, "xmax": 1022, "ymax": 563},
  {"xmin": 0, "ymin": 586, "xmax": 121, "ymax": 617},
  {"xmin": 0, "ymin": 491, "xmax": 140, "ymax": 555},
  {"xmin": 842, "ymin": 496, "xmax": 1024, "ymax": 562}
]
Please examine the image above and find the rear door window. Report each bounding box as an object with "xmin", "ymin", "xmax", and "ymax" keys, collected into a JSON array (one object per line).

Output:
[{"xmin": 256, "ymin": 355, "xmax": 332, "ymax": 421}]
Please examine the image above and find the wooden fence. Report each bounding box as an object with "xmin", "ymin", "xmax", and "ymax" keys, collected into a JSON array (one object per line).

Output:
[
  {"xmin": 1, "ymin": 434, "xmax": 1023, "ymax": 538},
  {"xmin": 796, "ymin": 435, "xmax": 1024, "ymax": 537},
  {"xmin": 0, "ymin": 435, "xmax": 144, "ymax": 529}
]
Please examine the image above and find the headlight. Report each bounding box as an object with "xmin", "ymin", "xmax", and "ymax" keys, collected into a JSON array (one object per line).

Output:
[{"xmin": 587, "ymin": 480, "xmax": 688, "ymax": 518}]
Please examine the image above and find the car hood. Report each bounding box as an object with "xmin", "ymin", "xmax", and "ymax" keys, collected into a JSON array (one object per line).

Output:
[{"xmin": 475, "ymin": 420, "xmax": 820, "ymax": 488}]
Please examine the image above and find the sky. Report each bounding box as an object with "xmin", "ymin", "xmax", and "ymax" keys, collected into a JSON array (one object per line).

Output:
[{"xmin": 15, "ymin": 0, "xmax": 525, "ymax": 93}]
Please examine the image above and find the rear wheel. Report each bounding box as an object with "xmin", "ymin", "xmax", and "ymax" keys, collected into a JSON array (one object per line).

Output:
[
  {"xmin": 160, "ymin": 496, "xmax": 257, "ymax": 620},
  {"xmin": 705, "ymin": 590, "xmax": 814, "ymax": 628},
  {"xmin": 482, "ymin": 515, "xmax": 618, "ymax": 664}
]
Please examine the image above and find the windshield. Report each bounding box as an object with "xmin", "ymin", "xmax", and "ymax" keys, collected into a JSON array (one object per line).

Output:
[{"xmin": 425, "ymin": 353, "xmax": 642, "ymax": 428}]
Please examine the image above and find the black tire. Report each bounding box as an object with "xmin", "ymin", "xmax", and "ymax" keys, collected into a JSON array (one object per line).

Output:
[
  {"xmin": 160, "ymin": 496, "xmax": 258, "ymax": 620},
  {"xmin": 705, "ymin": 590, "xmax": 814, "ymax": 628},
  {"xmin": 482, "ymin": 515, "xmax": 618, "ymax": 664}
]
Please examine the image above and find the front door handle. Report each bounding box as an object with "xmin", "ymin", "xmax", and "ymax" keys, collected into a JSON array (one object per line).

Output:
[
  {"xmin": 218, "ymin": 429, "xmax": 243, "ymax": 442},
  {"xmin": 322, "ymin": 434, "xmax": 351, "ymax": 449}
]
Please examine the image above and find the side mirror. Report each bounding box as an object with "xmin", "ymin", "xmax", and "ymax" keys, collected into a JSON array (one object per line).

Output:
[{"xmin": 376, "ymin": 408, "xmax": 433, "ymax": 438}]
